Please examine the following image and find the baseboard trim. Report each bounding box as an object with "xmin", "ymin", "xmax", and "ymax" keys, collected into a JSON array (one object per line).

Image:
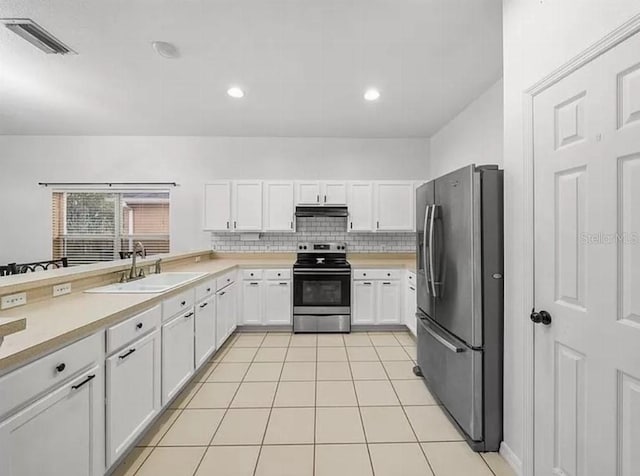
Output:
[{"xmin": 500, "ymin": 441, "xmax": 523, "ymax": 476}]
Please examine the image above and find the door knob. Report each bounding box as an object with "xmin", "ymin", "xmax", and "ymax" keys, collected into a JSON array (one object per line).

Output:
[{"xmin": 530, "ymin": 309, "xmax": 552, "ymax": 326}]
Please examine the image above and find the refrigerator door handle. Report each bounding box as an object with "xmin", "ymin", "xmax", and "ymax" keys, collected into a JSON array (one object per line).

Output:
[
  {"xmin": 421, "ymin": 319, "xmax": 465, "ymax": 353},
  {"xmin": 423, "ymin": 204, "xmax": 431, "ymax": 286},
  {"xmin": 428, "ymin": 204, "xmax": 438, "ymax": 297}
]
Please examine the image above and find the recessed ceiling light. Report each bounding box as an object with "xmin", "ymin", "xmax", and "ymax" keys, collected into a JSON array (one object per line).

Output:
[
  {"xmin": 152, "ymin": 41, "xmax": 179, "ymax": 59},
  {"xmin": 364, "ymin": 88, "xmax": 381, "ymax": 101},
  {"xmin": 227, "ymin": 87, "xmax": 245, "ymax": 98}
]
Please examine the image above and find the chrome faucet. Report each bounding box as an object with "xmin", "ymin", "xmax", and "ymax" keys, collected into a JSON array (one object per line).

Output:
[{"xmin": 128, "ymin": 241, "xmax": 146, "ymax": 281}]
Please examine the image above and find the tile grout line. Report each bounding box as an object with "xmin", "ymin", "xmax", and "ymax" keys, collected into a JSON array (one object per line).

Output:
[
  {"xmin": 191, "ymin": 331, "xmax": 262, "ymax": 476},
  {"xmin": 373, "ymin": 340, "xmax": 438, "ymax": 476},
  {"xmin": 251, "ymin": 331, "xmax": 291, "ymax": 476},
  {"xmin": 313, "ymin": 334, "xmax": 319, "ymax": 476},
  {"xmin": 347, "ymin": 332, "xmax": 377, "ymax": 476}
]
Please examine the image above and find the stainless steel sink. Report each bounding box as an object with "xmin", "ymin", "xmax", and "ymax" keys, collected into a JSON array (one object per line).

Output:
[{"xmin": 85, "ymin": 272, "xmax": 208, "ymax": 294}]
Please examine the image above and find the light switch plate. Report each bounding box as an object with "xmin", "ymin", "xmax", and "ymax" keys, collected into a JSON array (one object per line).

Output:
[
  {"xmin": 1, "ymin": 292, "xmax": 27, "ymax": 310},
  {"xmin": 53, "ymin": 282, "xmax": 72, "ymax": 297}
]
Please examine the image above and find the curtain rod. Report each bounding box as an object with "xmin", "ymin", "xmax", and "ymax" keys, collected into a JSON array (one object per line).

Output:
[{"xmin": 38, "ymin": 182, "xmax": 178, "ymax": 187}]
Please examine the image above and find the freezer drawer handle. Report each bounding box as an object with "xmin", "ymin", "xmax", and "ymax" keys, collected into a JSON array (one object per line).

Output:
[{"xmin": 423, "ymin": 323, "xmax": 465, "ymax": 353}]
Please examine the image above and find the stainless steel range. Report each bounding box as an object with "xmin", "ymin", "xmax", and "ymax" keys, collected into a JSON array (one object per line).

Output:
[{"xmin": 293, "ymin": 242, "xmax": 351, "ymax": 333}]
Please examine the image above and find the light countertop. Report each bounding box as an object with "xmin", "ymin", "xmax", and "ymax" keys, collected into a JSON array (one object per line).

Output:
[{"xmin": 0, "ymin": 253, "xmax": 415, "ymax": 373}]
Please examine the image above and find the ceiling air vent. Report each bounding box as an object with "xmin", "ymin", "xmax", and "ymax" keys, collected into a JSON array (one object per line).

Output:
[{"xmin": 2, "ymin": 19, "xmax": 76, "ymax": 55}]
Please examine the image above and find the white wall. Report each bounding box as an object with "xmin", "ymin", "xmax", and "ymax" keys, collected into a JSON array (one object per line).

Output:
[
  {"xmin": 429, "ymin": 79, "xmax": 503, "ymax": 179},
  {"xmin": 0, "ymin": 136, "xmax": 429, "ymax": 263},
  {"xmin": 502, "ymin": 1, "xmax": 640, "ymax": 472}
]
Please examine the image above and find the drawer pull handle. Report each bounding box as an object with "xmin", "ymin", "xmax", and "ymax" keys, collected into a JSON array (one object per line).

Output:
[
  {"xmin": 72, "ymin": 374, "xmax": 96, "ymax": 390},
  {"xmin": 200, "ymin": 302, "xmax": 208, "ymax": 308},
  {"xmin": 227, "ymin": 278, "xmax": 230, "ymax": 282},
  {"xmin": 185, "ymin": 311, "xmax": 195, "ymax": 318},
  {"xmin": 363, "ymin": 282, "xmax": 372, "ymax": 285},
  {"xmin": 181, "ymin": 300, "xmax": 186, "ymax": 306},
  {"xmin": 383, "ymin": 282, "xmax": 391, "ymax": 285},
  {"xmin": 119, "ymin": 348, "xmax": 136, "ymax": 360},
  {"xmin": 219, "ymin": 291, "xmax": 226, "ymax": 296},
  {"xmin": 409, "ymin": 286, "xmax": 416, "ymax": 291},
  {"xmin": 55, "ymin": 363, "xmax": 66, "ymax": 373},
  {"xmin": 363, "ymin": 273, "xmax": 367, "ymax": 276},
  {"xmin": 279, "ymin": 282, "xmax": 288, "ymax": 285},
  {"xmin": 250, "ymin": 282, "xmax": 259, "ymax": 286},
  {"xmin": 136, "ymin": 323, "xmax": 143, "ymax": 330},
  {"xmin": 277, "ymin": 273, "xmax": 281, "ymax": 276},
  {"xmin": 206, "ymin": 287, "xmax": 211, "ymax": 292},
  {"xmin": 387, "ymin": 273, "xmax": 391, "ymax": 276}
]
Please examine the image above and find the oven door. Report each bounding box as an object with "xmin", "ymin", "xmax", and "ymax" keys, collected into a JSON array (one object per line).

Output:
[{"xmin": 293, "ymin": 269, "xmax": 351, "ymax": 314}]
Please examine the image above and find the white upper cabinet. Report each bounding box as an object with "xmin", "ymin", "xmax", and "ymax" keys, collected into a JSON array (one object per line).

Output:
[
  {"xmin": 295, "ymin": 181, "xmax": 322, "ymax": 205},
  {"xmin": 347, "ymin": 182, "xmax": 374, "ymax": 232},
  {"xmin": 374, "ymin": 182, "xmax": 415, "ymax": 232},
  {"xmin": 264, "ymin": 181, "xmax": 295, "ymax": 232},
  {"xmin": 295, "ymin": 181, "xmax": 347, "ymax": 205},
  {"xmin": 322, "ymin": 181, "xmax": 347, "ymax": 205},
  {"xmin": 204, "ymin": 182, "xmax": 232, "ymax": 231},
  {"xmin": 233, "ymin": 181, "xmax": 263, "ymax": 231}
]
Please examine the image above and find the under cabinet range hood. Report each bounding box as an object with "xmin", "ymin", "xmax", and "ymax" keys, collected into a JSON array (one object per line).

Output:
[{"xmin": 295, "ymin": 206, "xmax": 348, "ymax": 218}]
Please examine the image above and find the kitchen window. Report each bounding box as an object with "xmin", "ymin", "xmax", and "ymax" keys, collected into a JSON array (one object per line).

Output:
[{"xmin": 52, "ymin": 190, "xmax": 170, "ymax": 266}]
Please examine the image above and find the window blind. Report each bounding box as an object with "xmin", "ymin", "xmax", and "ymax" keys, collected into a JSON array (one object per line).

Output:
[{"xmin": 52, "ymin": 191, "xmax": 170, "ymax": 266}]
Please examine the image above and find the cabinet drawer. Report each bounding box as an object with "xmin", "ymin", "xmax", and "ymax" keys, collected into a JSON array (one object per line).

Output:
[
  {"xmin": 353, "ymin": 269, "xmax": 401, "ymax": 280},
  {"xmin": 216, "ymin": 271, "xmax": 236, "ymax": 290},
  {"xmin": 163, "ymin": 289, "xmax": 195, "ymax": 322},
  {"xmin": 242, "ymin": 269, "xmax": 263, "ymax": 280},
  {"xmin": 107, "ymin": 305, "xmax": 161, "ymax": 355},
  {"xmin": 264, "ymin": 268, "xmax": 291, "ymax": 280},
  {"xmin": 0, "ymin": 332, "xmax": 103, "ymax": 419},
  {"xmin": 195, "ymin": 279, "xmax": 216, "ymax": 302}
]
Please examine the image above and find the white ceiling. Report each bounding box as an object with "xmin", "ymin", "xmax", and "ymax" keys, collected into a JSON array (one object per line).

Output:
[{"xmin": 0, "ymin": 0, "xmax": 502, "ymax": 137}]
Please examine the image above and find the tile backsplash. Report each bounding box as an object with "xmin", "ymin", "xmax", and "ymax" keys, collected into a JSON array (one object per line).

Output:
[{"xmin": 211, "ymin": 217, "xmax": 415, "ymax": 253}]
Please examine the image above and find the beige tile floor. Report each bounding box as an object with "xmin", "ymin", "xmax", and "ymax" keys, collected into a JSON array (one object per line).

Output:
[{"xmin": 113, "ymin": 331, "xmax": 515, "ymax": 476}]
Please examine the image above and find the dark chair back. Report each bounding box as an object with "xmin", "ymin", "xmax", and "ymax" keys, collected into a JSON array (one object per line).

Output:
[
  {"xmin": 119, "ymin": 250, "xmax": 146, "ymax": 259},
  {"xmin": 12, "ymin": 258, "xmax": 69, "ymax": 274},
  {"xmin": 0, "ymin": 265, "xmax": 16, "ymax": 277}
]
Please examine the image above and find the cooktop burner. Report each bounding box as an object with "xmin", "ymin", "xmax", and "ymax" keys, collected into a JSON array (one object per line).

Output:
[{"xmin": 294, "ymin": 242, "xmax": 350, "ymax": 269}]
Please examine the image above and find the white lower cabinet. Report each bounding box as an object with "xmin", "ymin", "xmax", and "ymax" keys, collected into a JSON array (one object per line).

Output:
[
  {"xmin": 352, "ymin": 281, "xmax": 376, "ymax": 324},
  {"xmin": 405, "ymin": 273, "xmax": 417, "ymax": 336},
  {"xmin": 161, "ymin": 309, "xmax": 195, "ymax": 405},
  {"xmin": 352, "ymin": 269, "xmax": 403, "ymax": 325},
  {"xmin": 0, "ymin": 365, "xmax": 105, "ymax": 476},
  {"xmin": 264, "ymin": 280, "xmax": 291, "ymax": 325},
  {"xmin": 241, "ymin": 280, "xmax": 263, "ymax": 325},
  {"xmin": 377, "ymin": 280, "xmax": 402, "ymax": 324},
  {"xmin": 240, "ymin": 269, "xmax": 291, "ymax": 326},
  {"xmin": 106, "ymin": 330, "xmax": 161, "ymax": 466},
  {"xmin": 216, "ymin": 282, "xmax": 237, "ymax": 348},
  {"xmin": 195, "ymin": 295, "xmax": 217, "ymax": 368}
]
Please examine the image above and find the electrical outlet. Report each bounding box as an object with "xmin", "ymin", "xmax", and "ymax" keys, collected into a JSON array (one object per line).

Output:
[
  {"xmin": 1, "ymin": 292, "xmax": 27, "ymax": 310},
  {"xmin": 53, "ymin": 282, "xmax": 72, "ymax": 297},
  {"xmin": 195, "ymin": 256, "xmax": 202, "ymax": 263}
]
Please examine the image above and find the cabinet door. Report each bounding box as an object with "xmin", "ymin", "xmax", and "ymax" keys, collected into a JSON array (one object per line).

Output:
[
  {"xmin": 241, "ymin": 280, "xmax": 263, "ymax": 325},
  {"xmin": 377, "ymin": 281, "xmax": 402, "ymax": 324},
  {"xmin": 375, "ymin": 182, "xmax": 415, "ymax": 231},
  {"xmin": 226, "ymin": 282, "xmax": 238, "ymax": 335},
  {"xmin": 347, "ymin": 182, "xmax": 374, "ymax": 232},
  {"xmin": 0, "ymin": 365, "xmax": 104, "ymax": 476},
  {"xmin": 295, "ymin": 181, "xmax": 321, "ymax": 204},
  {"xmin": 322, "ymin": 181, "xmax": 347, "ymax": 205},
  {"xmin": 264, "ymin": 181, "xmax": 294, "ymax": 232},
  {"xmin": 405, "ymin": 285, "xmax": 417, "ymax": 336},
  {"xmin": 195, "ymin": 296, "xmax": 217, "ymax": 368},
  {"xmin": 204, "ymin": 182, "xmax": 232, "ymax": 231},
  {"xmin": 264, "ymin": 280, "xmax": 292, "ymax": 325},
  {"xmin": 161, "ymin": 310, "xmax": 195, "ymax": 405},
  {"xmin": 106, "ymin": 331, "xmax": 161, "ymax": 467},
  {"xmin": 233, "ymin": 181, "xmax": 263, "ymax": 231},
  {"xmin": 352, "ymin": 281, "xmax": 376, "ymax": 324}
]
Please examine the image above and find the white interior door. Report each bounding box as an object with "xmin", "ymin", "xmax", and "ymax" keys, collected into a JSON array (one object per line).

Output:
[{"xmin": 533, "ymin": 30, "xmax": 640, "ymax": 476}]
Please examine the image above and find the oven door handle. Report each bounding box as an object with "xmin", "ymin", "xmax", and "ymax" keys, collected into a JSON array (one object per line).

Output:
[{"xmin": 294, "ymin": 270, "xmax": 351, "ymax": 275}]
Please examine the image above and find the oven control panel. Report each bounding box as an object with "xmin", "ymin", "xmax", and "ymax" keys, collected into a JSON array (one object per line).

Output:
[{"xmin": 297, "ymin": 242, "xmax": 347, "ymax": 252}]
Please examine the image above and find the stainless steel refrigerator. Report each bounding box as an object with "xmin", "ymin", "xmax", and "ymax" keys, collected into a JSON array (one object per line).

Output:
[{"xmin": 414, "ymin": 164, "xmax": 504, "ymax": 452}]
